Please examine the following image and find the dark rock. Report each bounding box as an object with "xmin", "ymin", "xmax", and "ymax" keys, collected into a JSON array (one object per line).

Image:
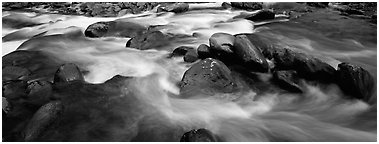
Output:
[
  {"xmin": 54, "ymin": 63, "xmax": 84, "ymax": 84},
  {"xmin": 126, "ymin": 30, "xmax": 169, "ymax": 50},
  {"xmin": 245, "ymin": 9, "xmax": 276, "ymax": 21},
  {"xmin": 273, "ymin": 70, "xmax": 302, "ymax": 93},
  {"xmin": 233, "ymin": 35, "xmax": 269, "ymax": 72},
  {"xmin": 2, "ymin": 14, "xmax": 43, "ymax": 29},
  {"xmin": 209, "ymin": 32, "xmax": 235, "ymax": 58},
  {"xmin": 197, "ymin": 44, "xmax": 212, "ymax": 59},
  {"xmin": 157, "ymin": 3, "xmax": 189, "ymax": 13},
  {"xmin": 306, "ymin": 2, "xmax": 329, "ymax": 8},
  {"xmin": 25, "ymin": 81, "xmax": 53, "ymax": 107},
  {"xmin": 337, "ymin": 63, "xmax": 375, "ymax": 101},
  {"xmin": 84, "ymin": 21, "xmax": 146, "ymax": 38},
  {"xmin": 3, "ymin": 66, "xmax": 31, "ymax": 81},
  {"xmin": 183, "ymin": 49, "xmax": 198, "ymax": 63},
  {"xmin": 180, "ymin": 58, "xmax": 237, "ymax": 95},
  {"xmin": 230, "ymin": 2, "xmax": 263, "ymax": 11},
  {"xmin": 180, "ymin": 128, "xmax": 217, "ymax": 142},
  {"xmin": 3, "ymin": 97, "xmax": 11, "ymax": 113},
  {"xmin": 170, "ymin": 46, "xmax": 194, "ymax": 57},
  {"xmin": 221, "ymin": 2, "xmax": 232, "ymax": 9},
  {"xmin": 22, "ymin": 101, "xmax": 63, "ymax": 142},
  {"xmin": 3, "ymin": 80, "xmax": 28, "ymax": 100}
]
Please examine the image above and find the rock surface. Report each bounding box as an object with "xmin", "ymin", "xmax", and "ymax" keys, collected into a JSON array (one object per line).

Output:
[
  {"xmin": 233, "ymin": 35, "xmax": 269, "ymax": 72},
  {"xmin": 180, "ymin": 128, "xmax": 217, "ymax": 142},
  {"xmin": 336, "ymin": 62, "xmax": 375, "ymax": 101},
  {"xmin": 230, "ymin": 2, "xmax": 263, "ymax": 11},
  {"xmin": 183, "ymin": 49, "xmax": 199, "ymax": 63},
  {"xmin": 180, "ymin": 58, "xmax": 237, "ymax": 95},
  {"xmin": 245, "ymin": 10, "xmax": 276, "ymax": 21},
  {"xmin": 54, "ymin": 63, "xmax": 84, "ymax": 83},
  {"xmin": 84, "ymin": 21, "xmax": 146, "ymax": 38},
  {"xmin": 273, "ymin": 70, "xmax": 303, "ymax": 93},
  {"xmin": 209, "ymin": 32, "xmax": 235, "ymax": 59},
  {"xmin": 3, "ymin": 66, "xmax": 31, "ymax": 81},
  {"xmin": 197, "ymin": 44, "xmax": 212, "ymax": 59},
  {"xmin": 126, "ymin": 30, "xmax": 169, "ymax": 50},
  {"xmin": 157, "ymin": 3, "xmax": 189, "ymax": 13}
]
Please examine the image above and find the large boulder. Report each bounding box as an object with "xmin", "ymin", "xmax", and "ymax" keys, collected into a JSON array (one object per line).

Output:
[
  {"xmin": 180, "ymin": 128, "xmax": 217, "ymax": 142},
  {"xmin": 233, "ymin": 35, "xmax": 269, "ymax": 72},
  {"xmin": 273, "ymin": 70, "xmax": 303, "ymax": 93},
  {"xmin": 157, "ymin": 3, "xmax": 189, "ymax": 13},
  {"xmin": 184, "ymin": 49, "xmax": 199, "ymax": 63},
  {"xmin": 84, "ymin": 21, "xmax": 146, "ymax": 38},
  {"xmin": 54, "ymin": 63, "xmax": 85, "ymax": 84},
  {"xmin": 180, "ymin": 58, "xmax": 237, "ymax": 95},
  {"xmin": 336, "ymin": 63, "xmax": 375, "ymax": 101},
  {"xmin": 197, "ymin": 44, "xmax": 212, "ymax": 59},
  {"xmin": 230, "ymin": 2, "xmax": 263, "ymax": 11},
  {"xmin": 209, "ymin": 32, "xmax": 235, "ymax": 60},
  {"xmin": 126, "ymin": 30, "xmax": 169, "ymax": 50},
  {"xmin": 22, "ymin": 101, "xmax": 63, "ymax": 141}
]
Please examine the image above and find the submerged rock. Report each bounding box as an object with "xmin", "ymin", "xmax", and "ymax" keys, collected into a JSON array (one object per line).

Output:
[
  {"xmin": 180, "ymin": 128, "xmax": 217, "ymax": 142},
  {"xmin": 336, "ymin": 62, "xmax": 375, "ymax": 101},
  {"xmin": 54, "ymin": 63, "xmax": 84, "ymax": 83},
  {"xmin": 157, "ymin": 3, "xmax": 189, "ymax": 13},
  {"xmin": 197, "ymin": 44, "xmax": 212, "ymax": 59},
  {"xmin": 84, "ymin": 21, "xmax": 146, "ymax": 38},
  {"xmin": 245, "ymin": 9, "xmax": 275, "ymax": 21},
  {"xmin": 230, "ymin": 2, "xmax": 263, "ymax": 11},
  {"xmin": 273, "ymin": 70, "xmax": 303, "ymax": 93},
  {"xmin": 3, "ymin": 66, "xmax": 31, "ymax": 81},
  {"xmin": 23, "ymin": 101, "xmax": 63, "ymax": 141},
  {"xmin": 180, "ymin": 58, "xmax": 237, "ymax": 95},
  {"xmin": 233, "ymin": 35, "xmax": 269, "ymax": 72},
  {"xmin": 126, "ymin": 30, "xmax": 169, "ymax": 50},
  {"xmin": 25, "ymin": 81, "xmax": 53, "ymax": 107}
]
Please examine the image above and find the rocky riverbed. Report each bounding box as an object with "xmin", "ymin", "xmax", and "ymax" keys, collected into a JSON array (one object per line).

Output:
[{"xmin": 2, "ymin": 2, "xmax": 377, "ymax": 142}]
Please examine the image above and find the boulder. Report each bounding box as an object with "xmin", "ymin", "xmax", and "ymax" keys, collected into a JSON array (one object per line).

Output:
[
  {"xmin": 336, "ymin": 63, "xmax": 375, "ymax": 101},
  {"xmin": 157, "ymin": 3, "xmax": 189, "ymax": 13},
  {"xmin": 3, "ymin": 80, "xmax": 28, "ymax": 100},
  {"xmin": 233, "ymin": 35, "xmax": 269, "ymax": 72},
  {"xmin": 273, "ymin": 70, "xmax": 302, "ymax": 93},
  {"xmin": 306, "ymin": 2, "xmax": 329, "ymax": 8},
  {"xmin": 180, "ymin": 58, "xmax": 237, "ymax": 95},
  {"xmin": 183, "ymin": 49, "xmax": 198, "ymax": 63},
  {"xmin": 245, "ymin": 10, "xmax": 275, "ymax": 21},
  {"xmin": 84, "ymin": 21, "xmax": 146, "ymax": 38},
  {"xmin": 180, "ymin": 128, "xmax": 217, "ymax": 142},
  {"xmin": 54, "ymin": 63, "xmax": 84, "ymax": 83},
  {"xmin": 22, "ymin": 101, "xmax": 63, "ymax": 142},
  {"xmin": 170, "ymin": 46, "xmax": 194, "ymax": 57},
  {"xmin": 3, "ymin": 66, "xmax": 31, "ymax": 81},
  {"xmin": 25, "ymin": 81, "xmax": 53, "ymax": 107},
  {"xmin": 221, "ymin": 2, "xmax": 232, "ymax": 9},
  {"xmin": 126, "ymin": 30, "xmax": 169, "ymax": 50},
  {"xmin": 197, "ymin": 44, "xmax": 212, "ymax": 59},
  {"xmin": 230, "ymin": 2, "xmax": 263, "ymax": 11},
  {"xmin": 209, "ymin": 32, "xmax": 235, "ymax": 59}
]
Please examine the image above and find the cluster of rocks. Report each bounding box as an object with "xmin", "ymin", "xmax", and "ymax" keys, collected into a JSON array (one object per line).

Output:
[
  {"xmin": 2, "ymin": 2, "xmax": 190, "ymax": 17},
  {"xmin": 2, "ymin": 50, "xmax": 85, "ymax": 141},
  {"xmin": 172, "ymin": 32, "xmax": 375, "ymax": 102}
]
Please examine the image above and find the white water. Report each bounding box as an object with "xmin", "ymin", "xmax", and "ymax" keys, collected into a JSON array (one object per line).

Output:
[{"xmin": 2, "ymin": 3, "xmax": 377, "ymax": 142}]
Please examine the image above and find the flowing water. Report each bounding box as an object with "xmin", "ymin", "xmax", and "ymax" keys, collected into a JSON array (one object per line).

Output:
[{"xmin": 2, "ymin": 3, "xmax": 377, "ymax": 142}]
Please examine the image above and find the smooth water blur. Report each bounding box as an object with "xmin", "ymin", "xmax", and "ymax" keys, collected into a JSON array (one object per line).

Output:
[{"xmin": 2, "ymin": 3, "xmax": 377, "ymax": 142}]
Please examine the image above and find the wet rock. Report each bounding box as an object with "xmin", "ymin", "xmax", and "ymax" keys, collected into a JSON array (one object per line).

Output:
[
  {"xmin": 22, "ymin": 101, "xmax": 63, "ymax": 142},
  {"xmin": 336, "ymin": 63, "xmax": 375, "ymax": 101},
  {"xmin": 245, "ymin": 9, "xmax": 276, "ymax": 21},
  {"xmin": 180, "ymin": 58, "xmax": 237, "ymax": 95},
  {"xmin": 197, "ymin": 44, "xmax": 212, "ymax": 59},
  {"xmin": 221, "ymin": 2, "xmax": 232, "ymax": 9},
  {"xmin": 209, "ymin": 32, "xmax": 235, "ymax": 59},
  {"xmin": 54, "ymin": 63, "xmax": 84, "ymax": 83},
  {"xmin": 126, "ymin": 30, "xmax": 169, "ymax": 50},
  {"xmin": 233, "ymin": 35, "xmax": 269, "ymax": 72},
  {"xmin": 157, "ymin": 3, "xmax": 189, "ymax": 13},
  {"xmin": 170, "ymin": 46, "xmax": 194, "ymax": 57},
  {"xmin": 84, "ymin": 21, "xmax": 146, "ymax": 38},
  {"xmin": 25, "ymin": 81, "xmax": 53, "ymax": 107},
  {"xmin": 183, "ymin": 49, "xmax": 198, "ymax": 63},
  {"xmin": 306, "ymin": 2, "xmax": 329, "ymax": 8},
  {"xmin": 3, "ymin": 66, "xmax": 31, "ymax": 81},
  {"xmin": 273, "ymin": 70, "xmax": 302, "ymax": 93},
  {"xmin": 2, "ymin": 14, "xmax": 43, "ymax": 29},
  {"xmin": 3, "ymin": 80, "xmax": 28, "ymax": 100},
  {"xmin": 180, "ymin": 128, "xmax": 217, "ymax": 142},
  {"xmin": 230, "ymin": 2, "xmax": 263, "ymax": 11},
  {"xmin": 3, "ymin": 97, "xmax": 11, "ymax": 113}
]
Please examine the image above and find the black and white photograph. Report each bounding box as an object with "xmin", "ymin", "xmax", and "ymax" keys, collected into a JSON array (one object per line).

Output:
[{"xmin": 1, "ymin": 1, "xmax": 377, "ymax": 142}]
